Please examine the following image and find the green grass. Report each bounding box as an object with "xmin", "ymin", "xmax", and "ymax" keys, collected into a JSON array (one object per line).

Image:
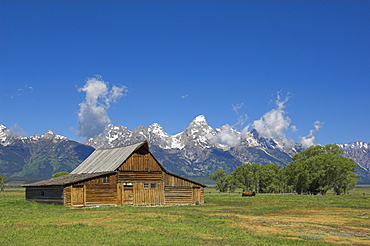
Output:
[{"xmin": 1, "ymin": 187, "xmax": 370, "ymax": 245}]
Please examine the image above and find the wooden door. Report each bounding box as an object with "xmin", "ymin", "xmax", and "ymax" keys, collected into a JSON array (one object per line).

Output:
[
  {"xmin": 193, "ymin": 187, "xmax": 201, "ymax": 204},
  {"xmin": 72, "ymin": 185, "xmax": 84, "ymax": 206},
  {"xmin": 123, "ymin": 185, "xmax": 133, "ymax": 205}
]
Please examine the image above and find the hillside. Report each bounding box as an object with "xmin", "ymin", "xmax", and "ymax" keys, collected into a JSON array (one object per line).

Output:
[{"xmin": 0, "ymin": 128, "xmax": 94, "ymax": 179}]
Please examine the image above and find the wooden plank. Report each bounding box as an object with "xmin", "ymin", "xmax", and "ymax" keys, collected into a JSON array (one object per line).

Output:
[
  {"xmin": 164, "ymin": 186, "xmax": 194, "ymax": 205},
  {"xmin": 132, "ymin": 182, "xmax": 164, "ymax": 206},
  {"xmin": 64, "ymin": 185, "xmax": 71, "ymax": 206},
  {"xmin": 71, "ymin": 185, "xmax": 85, "ymax": 206},
  {"xmin": 123, "ymin": 185, "xmax": 134, "ymax": 205},
  {"xmin": 118, "ymin": 171, "xmax": 163, "ymax": 183},
  {"xmin": 118, "ymin": 153, "xmax": 163, "ymax": 172},
  {"xmin": 25, "ymin": 186, "xmax": 64, "ymax": 205}
]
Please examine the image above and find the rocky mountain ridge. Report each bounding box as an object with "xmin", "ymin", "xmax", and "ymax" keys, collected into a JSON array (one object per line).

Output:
[
  {"xmin": 0, "ymin": 118, "xmax": 369, "ymax": 182},
  {"xmin": 0, "ymin": 125, "xmax": 94, "ymax": 179},
  {"xmin": 84, "ymin": 115, "xmax": 369, "ymax": 179}
]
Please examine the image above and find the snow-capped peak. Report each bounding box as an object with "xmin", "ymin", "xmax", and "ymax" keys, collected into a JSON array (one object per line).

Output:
[
  {"xmin": 0, "ymin": 124, "xmax": 6, "ymax": 131},
  {"xmin": 30, "ymin": 130, "xmax": 68, "ymax": 141},
  {"xmin": 193, "ymin": 115, "xmax": 207, "ymax": 123},
  {"xmin": 45, "ymin": 129, "xmax": 55, "ymax": 135},
  {"xmin": 338, "ymin": 142, "xmax": 369, "ymax": 150},
  {"xmin": 0, "ymin": 124, "xmax": 9, "ymax": 145},
  {"xmin": 148, "ymin": 123, "xmax": 165, "ymax": 135}
]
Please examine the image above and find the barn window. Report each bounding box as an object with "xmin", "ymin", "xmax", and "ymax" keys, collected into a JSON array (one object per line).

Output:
[
  {"xmin": 103, "ymin": 176, "xmax": 110, "ymax": 184},
  {"xmin": 144, "ymin": 183, "xmax": 156, "ymax": 189},
  {"xmin": 40, "ymin": 191, "xmax": 45, "ymax": 196}
]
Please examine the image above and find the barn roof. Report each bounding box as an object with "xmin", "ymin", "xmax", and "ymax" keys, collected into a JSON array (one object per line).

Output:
[
  {"xmin": 24, "ymin": 140, "xmax": 206, "ymax": 188},
  {"xmin": 71, "ymin": 141, "xmax": 148, "ymax": 174},
  {"xmin": 23, "ymin": 171, "xmax": 115, "ymax": 187}
]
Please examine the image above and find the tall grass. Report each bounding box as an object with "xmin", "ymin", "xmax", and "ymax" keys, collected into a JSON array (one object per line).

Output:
[{"xmin": 1, "ymin": 187, "xmax": 369, "ymax": 245}]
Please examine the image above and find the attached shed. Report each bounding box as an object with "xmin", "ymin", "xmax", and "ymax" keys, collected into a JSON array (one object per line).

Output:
[{"xmin": 24, "ymin": 141, "xmax": 205, "ymax": 207}]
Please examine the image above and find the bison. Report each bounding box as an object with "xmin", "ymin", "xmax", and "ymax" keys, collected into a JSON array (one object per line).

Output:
[{"xmin": 242, "ymin": 191, "xmax": 256, "ymax": 197}]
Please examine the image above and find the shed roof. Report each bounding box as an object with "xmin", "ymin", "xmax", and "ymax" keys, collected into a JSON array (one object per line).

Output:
[
  {"xmin": 23, "ymin": 171, "xmax": 115, "ymax": 187},
  {"xmin": 71, "ymin": 141, "xmax": 147, "ymax": 174}
]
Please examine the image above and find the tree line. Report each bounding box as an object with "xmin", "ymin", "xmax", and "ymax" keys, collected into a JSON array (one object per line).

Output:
[{"xmin": 210, "ymin": 144, "xmax": 358, "ymax": 195}]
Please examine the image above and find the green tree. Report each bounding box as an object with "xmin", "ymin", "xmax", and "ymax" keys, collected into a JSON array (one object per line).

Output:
[
  {"xmin": 231, "ymin": 163, "xmax": 285, "ymax": 193},
  {"xmin": 331, "ymin": 156, "xmax": 358, "ymax": 195},
  {"xmin": 209, "ymin": 169, "xmax": 229, "ymax": 192},
  {"xmin": 225, "ymin": 172, "xmax": 238, "ymax": 192},
  {"xmin": 0, "ymin": 175, "xmax": 8, "ymax": 191},
  {"xmin": 287, "ymin": 144, "xmax": 358, "ymax": 195},
  {"xmin": 52, "ymin": 172, "xmax": 69, "ymax": 178},
  {"xmin": 250, "ymin": 163, "xmax": 261, "ymax": 193},
  {"xmin": 232, "ymin": 164, "xmax": 252, "ymax": 192},
  {"xmin": 259, "ymin": 164, "xmax": 281, "ymax": 193}
]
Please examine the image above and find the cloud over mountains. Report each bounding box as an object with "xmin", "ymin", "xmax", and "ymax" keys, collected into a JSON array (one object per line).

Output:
[
  {"xmin": 76, "ymin": 78, "xmax": 322, "ymax": 149},
  {"xmin": 77, "ymin": 76, "xmax": 127, "ymax": 139}
]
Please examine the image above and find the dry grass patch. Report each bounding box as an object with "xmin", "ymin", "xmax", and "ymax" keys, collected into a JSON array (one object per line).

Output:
[{"xmin": 213, "ymin": 207, "xmax": 370, "ymax": 245}]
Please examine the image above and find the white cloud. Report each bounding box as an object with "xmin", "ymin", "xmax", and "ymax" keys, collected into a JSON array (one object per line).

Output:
[
  {"xmin": 232, "ymin": 103, "xmax": 244, "ymax": 114},
  {"xmin": 77, "ymin": 76, "xmax": 127, "ymax": 139},
  {"xmin": 231, "ymin": 103, "xmax": 249, "ymax": 128},
  {"xmin": 299, "ymin": 120, "xmax": 324, "ymax": 148},
  {"xmin": 181, "ymin": 94, "xmax": 189, "ymax": 99},
  {"xmin": 213, "ymin": 125, "xmax": 240, "ymax": 147},
  {"xmin": 235, "ymin": 114, "xmax": 248, "ymax": 127},
  {"xmin": 210, "ymin": 103, "xmax": 249, "ymax": 147},
  {"xmin": 10, "ymin": 84, "xmax": 34, "ymax": 99},
  {"xmin": 291, "ymin": 125, "xmax": 298, "ymax": 132},
  {"xmin": 8, "ymin": 123, "xmax": 26, "ymax": 137},
  {"xmin": 250, "ymin": 93, "xmax": 291, "ymax": 139}
]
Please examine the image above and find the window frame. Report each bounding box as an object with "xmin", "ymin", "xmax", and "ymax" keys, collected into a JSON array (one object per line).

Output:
[
  {"xmin": 103, "ymin": 175, "xmax": 110, "ymax": 184},
  {"xmin": 143, "ymin": 183, "xmax": 157, "ymax": 189}
]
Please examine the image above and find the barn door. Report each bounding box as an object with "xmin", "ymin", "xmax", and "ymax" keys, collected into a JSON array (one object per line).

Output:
[
  {"xmin": 123, "ymin": 184, "xmax": 134, "ymax": 205},
  {"xmin": 72, "ymin": 185, "xmax": 85, "ymax": 206},
  {"xmin": 193, "ymin": 187, "xmax": 201, "ymax": 204}
]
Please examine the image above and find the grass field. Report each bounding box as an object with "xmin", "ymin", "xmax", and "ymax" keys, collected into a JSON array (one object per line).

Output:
[{"xmin": 1, "ymin": 187, "xmax": 370, "ymax": 245}]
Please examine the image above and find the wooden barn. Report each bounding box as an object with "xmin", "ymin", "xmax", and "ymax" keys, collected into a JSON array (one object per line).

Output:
[{"xmin": 24, "ymin": 141, "xmax": 205, "ymax": 207}]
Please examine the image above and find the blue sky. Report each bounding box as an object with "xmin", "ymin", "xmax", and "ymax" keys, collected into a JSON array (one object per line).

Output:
[{"xmin": 1, "ymin": 1, "xmax": 369, "ymax": 145}]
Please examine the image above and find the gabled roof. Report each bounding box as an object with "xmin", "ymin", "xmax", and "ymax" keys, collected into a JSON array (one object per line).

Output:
[
  {"xmin": 23, "ymin": 171, "xmax": 115, "ymax": 187},
  {"xmin": 24, "ymin": 140, "xmax": 206, "ymax": 188},
  {"xmin": 71, "ymin": 141, "xmax": 148, "ymax": 174}
]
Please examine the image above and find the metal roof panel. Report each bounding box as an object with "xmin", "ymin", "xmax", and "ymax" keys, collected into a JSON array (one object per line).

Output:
[{"xmin": 71, "ymin": 141, "xmax": 146, "ymax": 174}]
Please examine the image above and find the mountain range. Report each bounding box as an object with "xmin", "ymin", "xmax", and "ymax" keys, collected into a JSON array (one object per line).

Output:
[
  {"xmin": 0, "ymin": 126, "xmax": 94, "ymax": 179},
  {"xmin": 1, "ymin": 115, "xmax": 369, "ymax": 182}
]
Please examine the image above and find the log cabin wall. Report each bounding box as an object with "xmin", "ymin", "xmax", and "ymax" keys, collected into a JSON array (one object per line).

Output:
[
  {"xmin": 64, "ymin": 185, "xmax": 72, "ymax": 206},
  {"xmin": 163, "ymin": 173, "xmax": 205, "ymax": 205},
  {"xmin": 64, "ymin": 173, "xmax": 118, "ymax": 207},
  {"xmin": 132, "ymin": 182, "xmax": 164, "ymax": 205},
  {"xmin": 164, "ymin": 186, "xmax": 193, "ymax": 205},
  {"xmin": 85, "ymin": 173, "xmax": 117, "ymax": 206},
  {"xmin": 25, "ymin": 186, "xmax": 64, "ymax": 205}
]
